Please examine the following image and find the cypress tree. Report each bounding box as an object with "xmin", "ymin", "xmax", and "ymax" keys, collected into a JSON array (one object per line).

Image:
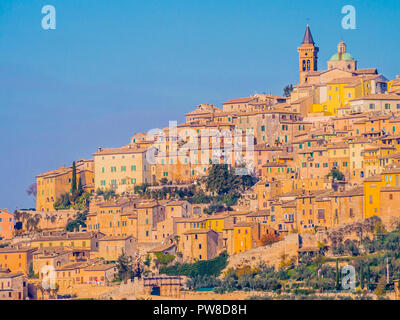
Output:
[
  {"xmin": 360, "ymin": 263, "xmax": 364, "ymax": 289},
  {"xmin": 78, "ymin": 176, "xmax": 83, "ymax": 195},
  {"xmin": 366, "ymin": 265, "xmax": 371, "ymax": 291},
  {"xmin": 336, "ymin": 258, "xmax": 341, "ymax": 290},
  {"xmin": 71, "ymin": 161, "xmax": 77, "ymax": 194}
]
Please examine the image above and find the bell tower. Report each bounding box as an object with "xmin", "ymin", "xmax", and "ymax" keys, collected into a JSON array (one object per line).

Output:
[{"xmin": 297, "ymin": 24, "xmax": 319, "ymax": 84}]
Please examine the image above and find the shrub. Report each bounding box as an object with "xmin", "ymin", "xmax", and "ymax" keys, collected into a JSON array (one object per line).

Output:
[{"xmin": 154, "ymin": 252, "xmax": 175, "ymax": 265}]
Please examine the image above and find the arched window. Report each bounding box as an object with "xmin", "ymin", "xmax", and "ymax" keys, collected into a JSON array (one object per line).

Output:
[
  {"xmin": 302, "ymin": 60, "xmax": 306, "ymax": 71},
  {"xmin": 306, "ymin": 60, "xmax": 310, "ymax": 71}
]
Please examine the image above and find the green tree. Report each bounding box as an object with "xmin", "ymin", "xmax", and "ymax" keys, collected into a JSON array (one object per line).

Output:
[
  {"xmin": 360, "ymin": 263, "xmax": 364, "ymax": 289},
  {"xmin": 283, "ymin": 84, "xmax": 293, "ymax": 98},
  {"xmin": 204, "ymin": 164, "xmax": 256, "ymax": 196},
  {"xmin": 335, "ymin": 258, "xmax": 341, "ymax": 290},
  {"xmin": 154, "ymin": 252, "xmax": 175, "ymax": 265},
  {"xmin": 28, "ymin": 263, "xmax": 35, "ymax": 279},
  {"xmin": 78, "ymin": 176, "xmax": 83, "ymax": 195},
  {"xmin": 71, "ymin": 161, "xmax": 77, "ymax": 194},
  {"xmin": 375, "ymin": 276, "xmax": 387, "ymax": 297},
  {"xmin": 66, "ymin": 210, "xmax": 88, "ymax": 232},
  {"xmin": 54, "ymin": 193, "xmax": 71, "ymax": 210},
  {"xmin": 327, "ymin": 168, "xmax": 345, "ymax": 190},
  {"xmin": 116, "ymin": 250, "xmax": 133, "ymax": 283}
]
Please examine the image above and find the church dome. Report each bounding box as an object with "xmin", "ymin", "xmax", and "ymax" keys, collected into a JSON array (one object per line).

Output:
[
  {"xmin": 329, "ymin": 52, "xmax": 354, "ymax": 61},
  {"xmin": 329, "ymin": 40, "xmax": 354, "ymax": 61}
]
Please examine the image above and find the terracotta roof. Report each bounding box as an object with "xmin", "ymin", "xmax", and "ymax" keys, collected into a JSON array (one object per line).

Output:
[
  {"xmin": 183, "ymin": 229, "xmax": 215, "ymax": 235},
  {"xmin": 93, "ymin": 145, "xmax": 150, "ymax": 156},
  {"xmin": 223, "ymin": 97, "xmax": 254, "ymax": 104},
  {"xmin": 137, "ymin": 201, "xmax": 159, "ymax": 209},
  {"xmin": 326, "ymin": 143, "xmax": 349, "ymax": 149},
  {"xmin": 0, "ymin": 247, "xmax": 37, "ymax": 254},
  {"xmin": 353, "ymin": 68, "xmax": 377, "ymax": 75},
  {"xmin": 350, "ymin": 94, "xmax": 400, "ymax": 101},
  {"xmin": 0, "ymin": 272, "xmax": 24, "ymax": 279},
  {"xmin": 165, "ymin": 200, "xmax": 189, "ymax": 207},
  {"xmin": 234, "ymin": 222, "xmax": 256, "ymax": 228},
  {"xmin": 330, "ymin": 186, "xmax": 363, "ymax": 197},
  {"xmin": 84, "ymin": 264, "xmax": 117, "ymax": 272},
  {"xmin": 148, "ymin": 243, "xmax": 176, "ymax": 253},
  {"xmin": 32, "ymin": 247, "xmax": 70, "ymax": 257},
  {"xmin": 32, "ymin": 231, "xmax": 103, "ymax": 242},
  {"xmin": 364, "ymin": 174, "xmax": 381, "ymax": 182},
  {"xmin": 98, "ymin": 235, "xmax": 134, "ymax": 241},
  {"xmin": 247, "ymin": 210, "xmax": 270, "ymax": 217},
  {"xmin": 262, "ymin": 162, "xmax": 288, "ymax": 167},
  {"xmin": 381, "ymin": 167, "xmax": 400, "ymax": 174},
  {"xmin": 381, "ymin": 186, "xmax": 400, "ymax": 192}
]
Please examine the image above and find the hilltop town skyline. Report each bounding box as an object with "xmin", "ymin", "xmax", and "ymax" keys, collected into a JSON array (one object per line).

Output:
[{"xmin": 3, "ymin": 1, "xmax": 400, "ymax": 302}]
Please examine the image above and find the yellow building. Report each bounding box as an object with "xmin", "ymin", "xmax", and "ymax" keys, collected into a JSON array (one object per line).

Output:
[
  {"xmin": 349, "ymin": 138, "xmax": 373, "ymax": 183},
  {"xmin": 0, "ymin": 271, "xmax": 28, "ymax": 300},
  {"xmin": 36, "ymin": 159, "xmax": 94, "ymax": 212},
  {"xmin": 96, "ymin": 235, "xmax": 137, "ymax": 261},
  {"xmin": 0, "ymin": 247, "xmax": 37, "ymax": 275},
  {"xmin": 136, "ymin": 201, "xmax": 165, "ymax": 243},
  {"xmin": 181, "ymin": 229, "xmax": 219, "ymax": 261},
  {"xmin": 93, "ymin": 145, "xmax": 152, "ymax": 194},
  {"xmin": 30, "ymin": 231, "xmax": 104, "ymax": 262},
  {"xmin": 388, "ymin": 76, "xmax": 400, "ymax": 93},
  {"xmin": 201, "ymin": 215, "xmax": 227, "ymax": 233},
  {"xmin": 233, "ymin": 222, "xmax": 257, "ymax": 254},
  {"xmin": 55, "ymin": 260, "xmax": 117, "ymax": 289},
  {"xmin": 363, "ymin": 145, "xmax": 396, "ymax": 177},
  {"xmin": 32, "ymin": 247, "xmax": 72, "ymax": 278},
  {"xmin": 327, "ymin": 143, "xmax": 350, "ymax": 180},
  {"xmin": 87, "ymin": 199, "xmax": 137, "ymax": 237},
  {"xmin": 363, "ymin": 167, "xmax": 400, "ymax": 219}
]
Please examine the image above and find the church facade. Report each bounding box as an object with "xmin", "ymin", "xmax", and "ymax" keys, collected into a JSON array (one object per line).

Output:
[{"xmin": 292, "ymin": 25, "xmax": 388, "ymax": 116}]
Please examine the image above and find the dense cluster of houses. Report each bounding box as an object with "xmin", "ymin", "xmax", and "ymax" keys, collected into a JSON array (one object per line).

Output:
[{"xmin": 2, "ymin": 25, "xmax": 400, "ymax": 299}]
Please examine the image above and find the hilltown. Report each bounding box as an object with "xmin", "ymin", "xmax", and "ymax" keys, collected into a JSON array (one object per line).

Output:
[{"xmin": 2, "ymin": 25, "xmax": 400, "ymax": 300}]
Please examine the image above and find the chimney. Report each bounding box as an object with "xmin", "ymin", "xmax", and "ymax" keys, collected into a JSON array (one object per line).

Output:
[
  {"xmin": 396, "ymin": 75, "xmax": 399, "ymax": 80},
  {"xmin": 98, "ymin": 147, "xmax": 102, "ymax": 152}
]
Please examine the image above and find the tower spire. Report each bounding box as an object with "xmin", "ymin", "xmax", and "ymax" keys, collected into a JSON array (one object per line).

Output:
[
  {"xmin": 302, "ymin": 24, "xmax": 315, "ymax": 44},
  {"xmin": 297, "ymin": 24, "xmax": 318, "ymax": 84}
]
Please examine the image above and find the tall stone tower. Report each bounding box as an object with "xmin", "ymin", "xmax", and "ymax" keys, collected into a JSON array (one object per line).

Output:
[{"xmin": 297, "ymin": 24, "xmax": 319, "ymax": 84}]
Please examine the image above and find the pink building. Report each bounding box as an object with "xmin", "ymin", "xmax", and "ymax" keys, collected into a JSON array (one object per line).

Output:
[{"xmin": 0, "ymin": 209, "xmax": 14, "ymax": 240}]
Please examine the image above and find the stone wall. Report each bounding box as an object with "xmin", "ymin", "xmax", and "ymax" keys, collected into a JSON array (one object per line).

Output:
[
  {"xmin": 98, "ymin": 278, "xmax": 145, "ymax": 300},
  {"xmin": 224, "ymin": 233, "xmax": 303, "ymax": 270}
]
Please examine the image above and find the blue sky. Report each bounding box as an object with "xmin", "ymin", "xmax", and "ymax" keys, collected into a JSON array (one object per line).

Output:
[{"xmin": 0, "ymin": 0, "xmax": 399, "ymax": 210}]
